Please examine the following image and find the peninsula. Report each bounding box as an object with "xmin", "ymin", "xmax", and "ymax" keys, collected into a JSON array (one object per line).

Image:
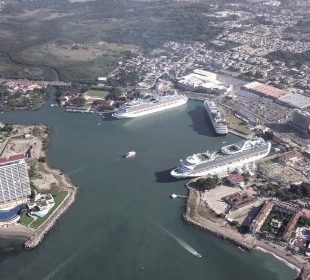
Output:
[{"xmin": 0, "ymin": 123, "xmax": 77, "ymax": 249}]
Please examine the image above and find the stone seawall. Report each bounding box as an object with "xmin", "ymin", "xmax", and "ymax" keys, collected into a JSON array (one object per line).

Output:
[
  {"xmin": 183, "ymin": 188, "xmax": 253, "ymax": 251},
  {"xmin": 24, "ymin": 175, "xmax": 77, "ymax": 249}
]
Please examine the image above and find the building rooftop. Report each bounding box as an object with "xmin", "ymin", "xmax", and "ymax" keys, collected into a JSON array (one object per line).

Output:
[
  {"xmin": 278, "ymin": 151, "xmax": 303, "ymax": 163},
  {"xmin": 0, "ymin": 155, "xmax": 31, "ymax": 205},
  {"xmin": 282, "ymin": 212, "xmax": 303, "ymax": 241},
  {"xmin": 250, "ymin": 201, "xmax": 274, "ymax": 232},
  {"xmin": 178, "ymin": 69, "xmax": 227, "ymax": 91},
  {"xmin": 0, "ymin": 154, "xmax": 25, "ymax": 166},
  {"xmin": 243, "ymin": 82, "xmax": 288, "ymax": 100},
  {"xmin": 279, "ymin": 93, "xmax": 310, "ymax": 109},
  {"xmin": 227, "ymin": 173, "xmax": 244, "ymax": 185}
]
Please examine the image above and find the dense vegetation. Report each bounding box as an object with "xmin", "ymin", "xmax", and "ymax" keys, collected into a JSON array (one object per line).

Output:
[
  {"xmin": 190, "ymin": 176, "xmax": 221, "ymax": 191},
  {"xmin": 276, "ymin": 183, "xmax": 310, "ymax": 201},
  {"xmin": 255, "ymin": 182, "xmax": 310, "ymax": 201},
  {"xmin": 0, "ymin": 0, "xmax": 224, "ymax": 81},
  {"xmin": 260, "ymin": 208, "xmax": 290, "ymax": 237},
  {"xmin": 0, "ymin": 85, "xmax": 51, "ymax": 110}
]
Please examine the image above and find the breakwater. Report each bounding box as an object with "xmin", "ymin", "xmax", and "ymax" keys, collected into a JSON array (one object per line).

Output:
[
  {"xmin": 182, "ymin": 188, "xmax": 253, "ymax": 251},
  {"xmin": 24, "ymin": 173, "xmax": 77, "ymax": 249}
]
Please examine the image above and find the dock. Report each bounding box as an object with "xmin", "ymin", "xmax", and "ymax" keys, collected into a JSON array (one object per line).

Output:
[{"xmin": 65, "ymin": 107, "xmax": 95, "ymax": 114}]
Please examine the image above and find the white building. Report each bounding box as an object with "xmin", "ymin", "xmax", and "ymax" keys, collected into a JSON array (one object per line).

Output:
[
  {"xmin": 177, "ymin": 69, "xmax": 228, "ymax": 94},
  {"xmin": 0, "ymin": 154, "xmax": 31, "ymax": 209}
]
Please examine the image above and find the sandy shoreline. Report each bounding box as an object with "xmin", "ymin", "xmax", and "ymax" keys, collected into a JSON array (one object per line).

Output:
[
  {"xmin": 0, "ymin": 224, "xmax": 35, "ymax": 240},
  {"xmin": 256, "ymin": 246, "xmax": 301, "ymax": 273}
]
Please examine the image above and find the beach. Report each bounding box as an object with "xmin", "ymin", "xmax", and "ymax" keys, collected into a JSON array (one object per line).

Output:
[{"xmin": 0, "ymin": 224, "xmax": 34, "ymax": 240}]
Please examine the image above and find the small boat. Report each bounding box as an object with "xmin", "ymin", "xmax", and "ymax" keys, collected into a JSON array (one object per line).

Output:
[{"xmin": 123, "ymin": 151, "xmax": 136, "ymax": 158}]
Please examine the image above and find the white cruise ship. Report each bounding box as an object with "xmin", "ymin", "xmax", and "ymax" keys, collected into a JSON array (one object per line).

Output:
[
  {"xmin": 170, "ymin": 137, "xmax": 271, "ymax": 178},
  {"xmin": 112, "ymin": 91, "xmax": 188, "ymax": 119},
  {"xmin": 204, "ymin": 100, "xmax": 228, "ymax": 135}
]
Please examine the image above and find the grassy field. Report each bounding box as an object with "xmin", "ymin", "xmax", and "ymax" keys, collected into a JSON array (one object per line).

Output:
[
  {"xmin": 19, "ymin": 211, "xmax": 35, "ymax": 226},
  {"xmin": 29, "ymin": 191, "xmax": 68, "ymax": 229},
  {"xmin": 259, "ymin": 161, "xmax": 305, "ymax": 184},
  {"xmin": 222, "ymin": 112, "xmax": 251, "ymax": 136},
  {"xmin": 86, "ymin": 90, "xmax": 109, "ymax": 98}
]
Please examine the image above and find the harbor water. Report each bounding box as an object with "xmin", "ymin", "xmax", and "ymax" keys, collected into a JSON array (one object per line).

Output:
[{"xmin": 0, "ymin": 100, "xmax": 296, "ymax": 280}]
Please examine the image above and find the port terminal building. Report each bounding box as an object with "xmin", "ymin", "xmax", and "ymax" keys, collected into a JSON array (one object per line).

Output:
[
  {"xmin": 278, "ymin": 93, "xmax": 310, "ymax": 109},
  {"xmin": 242, "ymin": 82, "xmax": 288, "ymax": 101},
  {"xmin": 177, "ymin": 69, "xmax": 229, "ymax": 94}
]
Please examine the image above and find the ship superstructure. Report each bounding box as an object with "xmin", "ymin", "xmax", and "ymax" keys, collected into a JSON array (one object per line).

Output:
[
  {"xmin": 204, "ymin": 100, "xmax": 228, "ymax": 135},
  {"xmin": 170, "ymin": 137, "xmax": 271, "ymax": 178},
  {"xmin": 112, "ymin": 91, "xmax": 188, "ymax": 119}
]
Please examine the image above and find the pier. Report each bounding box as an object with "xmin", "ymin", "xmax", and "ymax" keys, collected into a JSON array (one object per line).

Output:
[{"xmin": 65, "ymin": 106, "xmax": 95, "ymax": 114}]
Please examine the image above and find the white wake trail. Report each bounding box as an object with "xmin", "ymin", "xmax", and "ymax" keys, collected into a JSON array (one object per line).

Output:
[{"xmin": 160, "ymin": 226, "xmax": 202, "ymax": 258}]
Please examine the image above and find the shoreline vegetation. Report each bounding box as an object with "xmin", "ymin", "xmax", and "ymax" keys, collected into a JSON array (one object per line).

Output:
[
  {"xmin": 0, "ymin": 125, "xmax": 77, "ymax": 250},
  {"xmin": 183, "ymin": 183, "xmax": 310, "ymax": 280}
]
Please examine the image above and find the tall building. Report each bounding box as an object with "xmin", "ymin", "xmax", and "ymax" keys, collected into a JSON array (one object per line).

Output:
[
  {"xmin": 0, "ymin": 154, "xmax": 31, "ymax": 209},
  {"xmin": 290, "ymin": 110, "xmax": 310, "ymax": 137}
]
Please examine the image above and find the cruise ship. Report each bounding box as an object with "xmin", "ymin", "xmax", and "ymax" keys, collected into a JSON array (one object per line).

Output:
[
  {"xmin": 204, "ymin": 100, "xmax": 228, "ymax": 135},
  {"xmin": 170, "ymin": 137, "xmax": 271, "ymax": 179},
  {"xmin": 112, "ymin": 91, "xmax": 188, "ymax": 119}
]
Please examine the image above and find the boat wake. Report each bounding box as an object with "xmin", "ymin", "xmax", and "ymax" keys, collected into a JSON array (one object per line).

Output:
[
  {"xmin": 43, "ymin": 254, "xmax": 75, "ymax": 280},
  {"xmin": 161, "ymin": 226, "xmax": 202, "ymax": 258}
]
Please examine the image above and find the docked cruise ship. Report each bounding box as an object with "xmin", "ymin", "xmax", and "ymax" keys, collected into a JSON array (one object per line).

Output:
[
  {"xmin": 204, "ymin": 100, "xmax": 228, "ymax": 135},
  {"xmin": 170, "ymin": 137, "xmax": 271, "ymax": 178},
  {"xmin": 112, "ymin": 91, "xmax": 188, "ymax": 119}
]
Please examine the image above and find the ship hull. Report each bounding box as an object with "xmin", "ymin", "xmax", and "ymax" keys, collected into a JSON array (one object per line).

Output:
[
  {"xmin": 204, "ymin": 101, "xmax": 228, "ymax": 135},
  {"xmin": 171, "ymin": 143, "xmax": 271, "ymax": 179},
  {"xmin": 113, "ymin": 97, "xmax": 188, "ymax": 119}
]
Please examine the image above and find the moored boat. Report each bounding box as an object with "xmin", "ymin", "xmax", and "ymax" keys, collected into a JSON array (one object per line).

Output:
[
  {"xmin": 171, "ymin": 137, "xmax": 271, "ymax": 178},
  {"xmin": 112, "ymin": 90, "xmax": 188, "ymax": 119}
]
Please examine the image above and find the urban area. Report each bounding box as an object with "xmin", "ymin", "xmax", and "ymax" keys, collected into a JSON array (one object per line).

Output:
[{"xmin": 0, "ymin": 0, "xmax": 309, "ymax": 278}]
